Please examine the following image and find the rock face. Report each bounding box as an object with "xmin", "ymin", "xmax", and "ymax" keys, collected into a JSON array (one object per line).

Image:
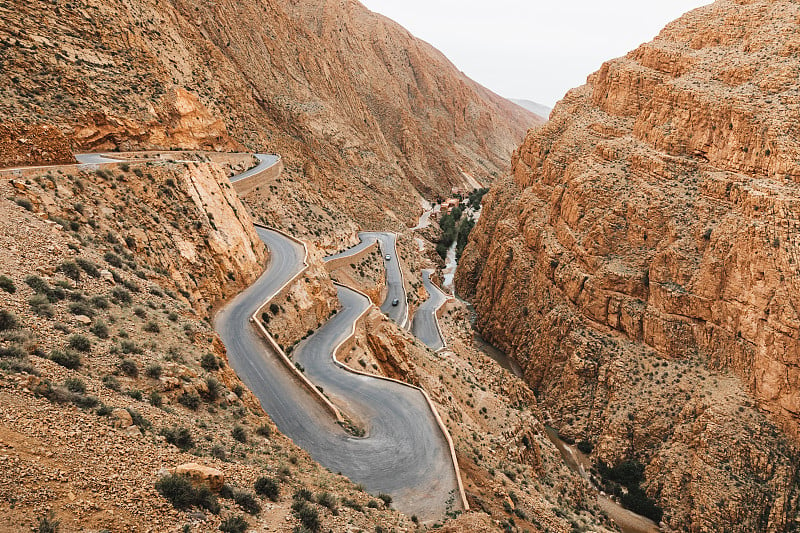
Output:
[
  {"xmin": 0, "ymin": 123, "xmax": 76, "ymax": 168},
  {"xmin": 0, "ymin": 0, "xmax": 538, "ymax": 227},
  {"xmin": 458, "ymin": 1, "xmax": 800, "ymax": 531}
]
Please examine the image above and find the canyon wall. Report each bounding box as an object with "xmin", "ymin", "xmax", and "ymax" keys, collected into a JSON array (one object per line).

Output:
[
  {"xmin": 458, "ymin": 1, "xmax": 800, "ymax": 530},
  {"xmin": 0, "ymin": 0, "xmax": 538, "ymax": 228}
]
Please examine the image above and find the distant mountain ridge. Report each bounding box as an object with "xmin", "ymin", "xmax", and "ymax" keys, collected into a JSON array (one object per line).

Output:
[{"xmin": 510, "ymin": 99, "xmax": 552, "ymax": 121}]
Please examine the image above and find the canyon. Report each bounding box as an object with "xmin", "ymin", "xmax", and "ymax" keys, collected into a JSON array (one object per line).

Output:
[
  {"xmin": 458, "ymin": 1, "xmax": 800, "ymax": 531},
  {"xmin": 1, "ymin": 0, "xmax": 799, "ymax": 531}
]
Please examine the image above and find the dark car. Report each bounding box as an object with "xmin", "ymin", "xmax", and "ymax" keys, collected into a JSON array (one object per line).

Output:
[{"xmin": 391, "ymin": 298, "xmax": 399, "ymax": 306}]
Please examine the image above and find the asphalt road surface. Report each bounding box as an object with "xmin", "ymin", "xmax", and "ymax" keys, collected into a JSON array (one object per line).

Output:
[
  {"xmin": 411, "ymin": 269, "xmax": 447, "ymax": 351},
  {"xmin": 229, "ymin": 154, "xmax": 280, "ymax": 183},
  {"xmin": 216, "ymin": 228, "xmax": 460, "ymax": 520},
  {"xmin": 324, "ymin": 232, "xmax": 408, "ymax": 328}
]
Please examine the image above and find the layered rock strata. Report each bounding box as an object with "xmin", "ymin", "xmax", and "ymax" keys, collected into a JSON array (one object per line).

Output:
[{"xmin": 458, "ymin": 1, "xmax": 800, "ymax": 530}]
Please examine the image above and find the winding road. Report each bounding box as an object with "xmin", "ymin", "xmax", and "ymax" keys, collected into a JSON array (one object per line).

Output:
[
  {"xmin": 411, "ymin": 270, "xmax": 448, "ymax": 351},
  {"xmin": 324, "ymin": 232, "xmax": 408, "ymax": 328},
  {"xmin": 216, "ymin": 227, "xmax": 460, "ymax": 519},
  {"xmin": 3, "ymin": 151, "xmax": 460, "ymax": 520}
]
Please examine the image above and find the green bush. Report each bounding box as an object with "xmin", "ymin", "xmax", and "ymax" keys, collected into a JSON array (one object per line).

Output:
[
  {"xmin": 90, "ymin": 296, "xmax": 109, "ymax": 309},
  {"xmin": 231, "ymin": 425, "xmax": 247, "ymax": 443},
  {"xmin": 111, "ymin": 287, "xmax": 132, "ymax": 305},
  {"xmin": 119, "ymin": 358, "xmax": 138, "ymax": 377},
  {"xmin": 64, "ymin": 377, "xmax": 86, "ymax": 394},
  {"xmin": 160, "ymin": 426, "xmax": 194, "ymax": 450},
  {"xmin": 149, "ymin": 391, "xmax": 163, "ymax": 407},
  {"xmin": 219, "ymin": 515, "xmax": 248, "ymax": 533},
  {"xmin": 201, "ymin": 352, "xmax": 220, "ymax": 371},
  {"xmin": 120, "ymin": 340, "xmax": 142, "ymax": 354},
  {"xmin": 0, "ymin": 310, "xmax": 19, "ymax": 331},
  {"xmin": 25, "ymin": 274, "xmax": 50, "ymax": 293},
  {"xmin": 50, "ymin": 349, "xmax": 81, "ymax": 369},
  {"xmin": 178, "ymin": 392, "xmax": 201, "ymax": 410},
  {"xmin": 0, "ymin": 344, "xmax": 26, "ymax": 359},
  {"xmin": 0, "ymin": 275, "xmax": 16, "ymax": 293},
  {"xmin": 90, "ymin": 320, "xmax": 110, "ymax": 339},
  {"xmin": 145, "ymin": 364, "xmax": 162, "ymax": 379},
  {"xmin": 76, "ymin": 259, "xmax": 100, "ymax": 278},
  {"xmin": 104, "ymin": 252, "xmax": 123, "ymax": 268},
  {"xmin": 254, "ymin": 477, "xmax": 280, "ymax": 501},
  {"xmin": 155, "ymin": 474, "xmax": 219, "ymax": 513},
  {"xmin": 256, "ymin": 424, "xmax": 271, "ymax": 438},
  {"xmin": 316, "ymin": 492, "xmax": 338, "ymax": 514},
  {"xmin": 203, "ymin": 377, "xmax": 221, "ymax": 402},
  {"xmin": 292, "ymin": 500, "xmax": 320, "ymax": 532},
  {"xmin": 102, "ymin": 375, "xmax": 121, "ymax": 391},
  {"xmin": 377, "ymin": 493, "xmax": 392, "ymax": 507},
  {"xmin": 29, "ymin": 294, "xmax": 54, "ymax": 317},
  {"xmin": 143, "ymin": 320, "xmax": 160, "ymax": 333},
  {"xmin": 57, "ymin": 261, "xmax": 81, "ymax": 281},
  {"xmin": 68, "ymin": 302, "xmax": 94, "ymax": 318},
  {"xmin": 68, "ymin": 334, "xmax": 91, "ymax": 353},
  {"xmin": 232, "ymin": 489, "xmax": 261, "ymax": 514}
]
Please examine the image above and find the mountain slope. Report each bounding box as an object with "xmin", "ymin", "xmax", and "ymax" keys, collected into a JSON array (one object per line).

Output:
[
  {"xmin": 0, "ymin": 0, "xmax": 538, "ymax": 228},
  {"xmin": 458, "ymin": 1, "xmax": 800, "ymax": 531}
]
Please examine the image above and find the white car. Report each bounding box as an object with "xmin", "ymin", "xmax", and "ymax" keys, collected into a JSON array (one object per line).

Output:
[{"xmin": 385, "ymin": 254, "xmax": 391, "ymax": 261}]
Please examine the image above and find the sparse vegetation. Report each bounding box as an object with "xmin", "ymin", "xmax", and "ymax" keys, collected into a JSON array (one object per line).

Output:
[
  {"xmin": 231, "ymin": 424, "xmax": 247, "ymax": 443},
  {"xmin": 160, "ymin": 426, "xmax": 195, "ymax": 450},
  {"xmin": 0, "ymin": 310, "xmax": 19, "ymax": 331},
  {"xmin": 201, "ymin": 352, "xmax": 220, "ymax": 371},
  {"xmin": 68, "ymin": 334, "xmax": 91, "ymax": 352},
  {"xmin": 0, "ymin": 275, "xmax": 16, "ymax": 293},
  {"xmin": 118, "ymin": 358, "xmax": 139, "ymax": 377},
  {"xmin": 90, "ymin": 320, "xmax": 110, "ymax": 339},
  {"xmin": 178, "ymin": 392, "xmax": 201, "ymax": 410},
  {"xmin": 219, "ymin": 515, "xmax": 248, "ymax": 533},
  {"xmin": 254, "ymin": 476, "xmax": 280, "ymax": 501},
  {"xmin": 155, "ymin": 474, "xmax": 219, "ymax": 513},
  {"xmin": 232, "ymin": 489, "xmax": 261, "ymax": 514},
  {"xmin": 49, "ymin": 349, "xmax": 81, "ymax": 369}
]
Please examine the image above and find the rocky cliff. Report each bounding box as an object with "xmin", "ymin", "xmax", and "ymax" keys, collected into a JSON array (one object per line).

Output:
[
  {"xmin": 0, "ymin": 0, "xmax": 537, "ymax": 229},
  {"xmin": 458, "ymin": 1, "xmax": 800, "ymax": 530}
]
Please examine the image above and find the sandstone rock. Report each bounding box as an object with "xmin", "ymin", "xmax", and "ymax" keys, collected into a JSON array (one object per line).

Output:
[
  {"xmin": 173, "ymin": 463, "xmax": 224, "ymax": 492},
  {"xmin": 73, "ymin": 315, "xmax": 92, "ymax": 325},
  {"xmin": 110, "ymin": 408, "xmax": 133, "ymax": 429},
  {"xmin": 457, "ymin": 2, "xmax": 800, "ymax": 531},
  {"xmin": 99, "ymin": 269, "xmax": 114, "ymax": 284}
]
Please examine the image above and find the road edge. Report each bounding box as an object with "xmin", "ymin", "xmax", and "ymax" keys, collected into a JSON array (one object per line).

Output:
[
  {"xmin": 250, "ymin": 223, "xmax": 345, "ymax": 424},
  {"xmin": 330, "ymin": 281, "xmax": 469, "ymax": 512}
]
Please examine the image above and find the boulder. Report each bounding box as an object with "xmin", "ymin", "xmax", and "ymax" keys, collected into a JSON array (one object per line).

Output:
[
  {"xmin": 110, "ymin": 408, "xmax": 133, "ymax": 428},
  {"xmin": 173, "ymin": 463, "xmax": 224, "ymax": 491}
]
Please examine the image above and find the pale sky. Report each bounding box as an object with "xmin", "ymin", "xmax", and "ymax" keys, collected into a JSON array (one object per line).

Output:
[{"xmin": 359, "ymin": 0, "xmax": 712, "ymax": 108}]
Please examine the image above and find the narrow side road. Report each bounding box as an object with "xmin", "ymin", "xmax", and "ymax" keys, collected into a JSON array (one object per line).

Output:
[
  {"xmin": 325, "ymin": 232, "xmax": 408, "ymax": 328},
  {"xmin": 411, "ymin": 269, "xmax": 448, "ymax": 351}
]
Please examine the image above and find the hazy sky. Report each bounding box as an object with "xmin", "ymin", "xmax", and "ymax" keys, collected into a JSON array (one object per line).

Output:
[{"xmin": 359, "ymin": 1, "xmax": 711, "ymax": 107}]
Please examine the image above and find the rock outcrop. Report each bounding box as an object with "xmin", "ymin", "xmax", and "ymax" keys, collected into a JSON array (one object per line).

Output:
[{"xmin": 458, "ymin": 1, "xmax": 800, "ymax": 531}]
